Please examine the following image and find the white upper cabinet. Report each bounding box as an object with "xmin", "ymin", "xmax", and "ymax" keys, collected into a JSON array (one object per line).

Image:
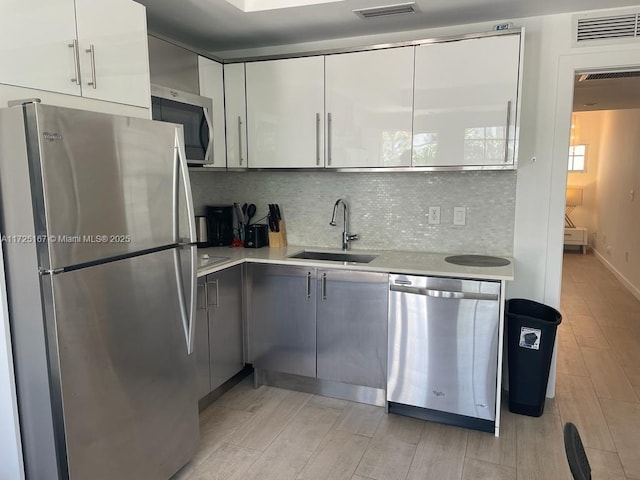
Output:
[
  {"xmin": 0, "ymin": 0, "xmax": 80, "ymax": 96},
  {"xmin": 224, "ymin": 63, "xmax": 248, "ymax": 169},
  {"xmin": 0, "ymin": 0, "xmax": 150, "ymax": 108},
  {"xmin": 325, "ymin": 47, "xmax": 414, "ymax": 168},
  {"xmin": 199, "ymin": 56, "xmax": 227, "ymax": 168},
  {"xmin": 246, "ymin": 56, "xmax": 325, "ymax": 168},
  {"xmin": 413, "ymin": 34, "xmax": 521, "ymax": 168},
  {"xmin": 74, "ymin": 0, "xmax": 150, "ymax": 107}
]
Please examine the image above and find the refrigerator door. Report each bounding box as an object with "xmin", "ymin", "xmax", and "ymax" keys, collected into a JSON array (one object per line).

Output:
[
  {"xmin": 23, "ymin": 103, "xmax": 195, "ymax": 270},
  {"xmin": 45, "ymin": 248, "xmax": 198, "ymax": 480}
]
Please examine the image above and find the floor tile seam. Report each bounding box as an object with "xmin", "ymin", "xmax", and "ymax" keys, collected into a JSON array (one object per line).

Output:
[
  {"xmin": 232, "ymin": 392, "xmax": 313, "ymax": 453},
  {"xmin": 403, "ymin": 421, "xmax": 434, "ymax": 480},
  {"xmin": 583, "ymin": 348, "xmax": 640, "ymax": 403},
  {"xmin": 594, "ymin": 392, "xmax": 629, "ymax": 459},
  {"xmin": 557, "ymin": 390, "xmax": 618, "ymax": 453},
  {"xmin": 342, "ymin": 433, "xmax": 373, "ymax": 480}
]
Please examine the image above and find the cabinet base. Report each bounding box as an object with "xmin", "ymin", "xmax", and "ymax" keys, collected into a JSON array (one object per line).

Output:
[
  {"xmin": 198, "ymin": 365, "xmax": 253, "ymax": 412},
  {"xmin": 254, "ymin": 368, "xmax": 386, "ymax": 407}
]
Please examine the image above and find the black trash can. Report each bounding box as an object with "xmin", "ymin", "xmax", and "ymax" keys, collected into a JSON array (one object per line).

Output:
[{"xmin": 506, "ymin": 298, "xmax": 562, "ymax": 417}]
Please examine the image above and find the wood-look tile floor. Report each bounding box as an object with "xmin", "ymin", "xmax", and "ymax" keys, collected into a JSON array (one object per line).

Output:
[{"xmin": 173, "ymin": 251, "xmax": 640, "ymax": 480}]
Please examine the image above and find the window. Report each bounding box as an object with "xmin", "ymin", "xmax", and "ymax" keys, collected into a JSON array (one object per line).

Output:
[{"xmin": 568, "ymin": 144, "xmax": 586, "ymax": 172}]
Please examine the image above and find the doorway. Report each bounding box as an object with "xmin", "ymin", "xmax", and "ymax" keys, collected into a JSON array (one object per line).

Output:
[{"xmin": 562, "ymin": 71, "xmax": 640, "ymax": 299}]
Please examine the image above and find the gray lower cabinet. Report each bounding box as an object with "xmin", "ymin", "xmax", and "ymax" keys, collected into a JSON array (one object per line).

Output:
[
  {"xmin": 316, "ymin": 269, "xmax": 388, "ymax": 389},
  {"xmin": 249, "ymin": 263, "xmax": 388, "ymax": 389},
  {"xmin": 249, "ymin": 263, "xmax": 317, "ymax": 378},
  {"xmin": 195, "ymin": 265, "xmax": 244, "ymax": 399}
]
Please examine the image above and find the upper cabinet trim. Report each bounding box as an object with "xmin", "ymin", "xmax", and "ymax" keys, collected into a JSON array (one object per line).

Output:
[{"xmin": 223, "ymin": 28, "xmax": 522, "ymax": 64}]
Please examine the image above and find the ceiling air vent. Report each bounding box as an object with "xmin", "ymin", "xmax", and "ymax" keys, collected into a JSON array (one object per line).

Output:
[
  {"xmin": 353, "ymin": 2, "xmax": 417, "ymax": 19},
  {"xmin": 575, "ymin": 13, "xmax": 639, "ymax": 43},
  {"xmin": 578, "ymin": 71, "xmax": 640, "ymax": 81}
]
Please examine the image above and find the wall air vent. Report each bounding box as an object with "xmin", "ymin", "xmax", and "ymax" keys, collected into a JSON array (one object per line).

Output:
[
  {"xmin": 353, "ymin": 2, "xmax": 417, "ymax": 19},
  {"xmin": 573, "ymin": 11, "xmax": 640, "ymax": 46},
  {"xmin": 578, "ymin": 71, "xmax": 640, "ymax": 81}
]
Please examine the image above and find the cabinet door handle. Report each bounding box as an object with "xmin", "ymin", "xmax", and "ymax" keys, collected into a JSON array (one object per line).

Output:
[
  {"xmin": 306, "ymin": 272, "xmax": 312, "ymax": 299},
  {"xmin": 68, "ymin": 40, "xmax": 81, "ymax": 84},
  {"xmin": 85, "ymin": 44, "xmax": 97, "ymax": 89},
  {"xmin": 238, "ymin": 116, "xmax": 244, "ymax": 165},
  {"xmin": 321, "ymin": 272, "xmax": 327, "ymax": 301},
  {"xmin": 503, "ymin": 100, "xmax": 512, "ymax": 163},
  {"xmin": 197, "ymin": 283, "xmax": 207, "ymax": 310},
  {"xmin": 207, "ymin": 278, "xmax": 219, "ymax": 307},
  {"xmin": 327, "ymin": 112, "xmax": 332, "ymax": 166},
  {"xmin": 316, "ymin": 113, "xmax": 321, "ymax": 166}
]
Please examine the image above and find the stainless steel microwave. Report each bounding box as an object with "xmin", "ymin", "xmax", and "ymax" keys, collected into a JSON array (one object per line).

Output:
[{"xmin": 151, "ymin": 84, "xmax": 214, "ymax": 166}]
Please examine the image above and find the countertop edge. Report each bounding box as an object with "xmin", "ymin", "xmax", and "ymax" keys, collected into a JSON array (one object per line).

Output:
[{"xmin": 196, "ymin": 246, "xmax": 514, "ymax": 281}]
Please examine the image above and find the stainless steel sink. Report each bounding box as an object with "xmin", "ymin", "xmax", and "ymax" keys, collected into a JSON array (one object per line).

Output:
[
  {"xmin": 288, "ymin": 251, "xmax": 377, "ymax": 264},
  {"xmin": 444, "ymin": 254, "xmax": 510, "ymax": 267}
]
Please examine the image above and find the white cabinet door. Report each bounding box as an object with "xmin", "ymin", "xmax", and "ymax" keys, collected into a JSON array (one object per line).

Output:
[
  {"xmin": 325, "ymin": 47, "xmax": 414, "ymax": 168},
  {"xmin": 75, "ymin": 0, "xmax": 150, "ymax": 108},
  {"xmin": 199, "ymin": 56, "xmax": 227, "ymax": 168},
  {"xmin": 413, "ymin": 34, "xmax": 521, "ymax": 168},
  {"xmin": 0, "ymin": 0, "xmax": 80, "ymax": 96},
  {"xmin": 246, "ymin": 57, "xmax": 324, "ymax": 168},
  {"xmin": 223, "ymin": 63, "xmax": 247, "ymax": 169}
]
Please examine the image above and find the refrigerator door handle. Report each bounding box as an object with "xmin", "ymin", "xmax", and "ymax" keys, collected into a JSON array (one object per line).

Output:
[
  {"xmin": 174, "ymin": 245, "xmax": 197, "ymax": 354},
  {"xmin": 175, "ymin": 129, "xmax": 197, "ymax": 244}
]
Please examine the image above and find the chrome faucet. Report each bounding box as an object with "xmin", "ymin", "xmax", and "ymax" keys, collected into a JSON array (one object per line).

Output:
[{"xmin": 329, "ymin": 198, "xmax": 358, "ymax": 251}]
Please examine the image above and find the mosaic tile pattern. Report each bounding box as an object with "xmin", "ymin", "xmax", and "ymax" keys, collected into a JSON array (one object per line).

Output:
[{"xmin": 190, "ymin": 170, "xmax": 516, "ymax": 256}]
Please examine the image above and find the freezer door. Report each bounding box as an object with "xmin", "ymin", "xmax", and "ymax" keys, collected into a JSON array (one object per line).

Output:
[
  {"xmin": 24, "ymin": 104, "xmax": 195, "ymax": 270},
  {"xmin": 46, "ymin": 248, "xmax": 198, "ymax": 480}
]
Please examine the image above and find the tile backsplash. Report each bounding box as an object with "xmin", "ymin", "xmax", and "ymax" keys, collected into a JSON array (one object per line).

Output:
[{"xmin": 190, "ymin": 170, "xmax": 516, "ymax": 256}]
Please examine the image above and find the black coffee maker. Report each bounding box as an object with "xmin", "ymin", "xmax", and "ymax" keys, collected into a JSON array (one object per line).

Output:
[{"xmin": 206, "ymin": 205, "xmax": 234, "ymax": 246}]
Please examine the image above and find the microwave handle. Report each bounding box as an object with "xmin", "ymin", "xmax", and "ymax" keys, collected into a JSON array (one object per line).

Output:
[{"xmin": 202, "ymin": 106, "xmax": 214, "ymax": 165}]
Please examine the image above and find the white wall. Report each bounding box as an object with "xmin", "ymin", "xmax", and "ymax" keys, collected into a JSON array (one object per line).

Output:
[
  {"xmin": 593, "ymin": 108, "xmax": 640, "ymax": 298},
  {"xmin": 0, "ymin": 247, "xmax": 24, "ymax": 480},
  {"xmin": 567, "ymin": 111, "xmax": 604, "ymax": 237}
]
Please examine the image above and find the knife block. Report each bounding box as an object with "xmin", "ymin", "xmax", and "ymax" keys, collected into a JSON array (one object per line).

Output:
[{"xmin": 268, "ymin": 220, "xmax": 287, "ymax": 247}]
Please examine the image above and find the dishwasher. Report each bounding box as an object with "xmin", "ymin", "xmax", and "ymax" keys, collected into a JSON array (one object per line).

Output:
[{"xmin": 387, "ymin": 274, "xmax": 501, "ymax": 432}]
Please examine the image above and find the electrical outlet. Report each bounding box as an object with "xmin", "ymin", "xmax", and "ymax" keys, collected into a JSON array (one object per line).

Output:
[
  {"xmin": 453, "ymin": 207, "xmax": 466, "ymax": 226},
  {"xmin": 428, "ymin": 206, "xmax": 441, "ymax": 225}
]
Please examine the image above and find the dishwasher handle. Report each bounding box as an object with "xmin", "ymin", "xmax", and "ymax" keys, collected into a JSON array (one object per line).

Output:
[{"xmin": 390, "ymin": 284, "xmax": 499, "ymax": 301}]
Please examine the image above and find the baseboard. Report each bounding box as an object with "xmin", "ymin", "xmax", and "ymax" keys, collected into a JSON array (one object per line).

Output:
[{"xmin": 592, "ymin": 248, "xmax": 640, "ymax": 302}]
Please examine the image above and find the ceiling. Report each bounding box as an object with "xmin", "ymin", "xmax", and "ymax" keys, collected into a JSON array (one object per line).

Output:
[
  {"xmin": 573, "ymin": 73, "xmax": 640, "ymax": 112},
  {"xmin": 137, "ymin": 0, "xmax": 640, "ymax": 58}
]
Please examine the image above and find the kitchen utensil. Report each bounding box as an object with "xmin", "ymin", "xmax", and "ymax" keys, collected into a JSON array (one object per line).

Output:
[
  {"xmin": 268, "ymin": 204, "xmax": 279, "ymax": 232},
  {"xmin": 246, "ymin": 203, "xmax": 257, "ymax": 225},
  {"xmin": 233, "ymin": 203, "xmax": 245, "ymax": 241}
]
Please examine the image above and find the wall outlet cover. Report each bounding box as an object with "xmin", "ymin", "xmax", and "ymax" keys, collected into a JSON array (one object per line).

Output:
[
  {"xmin": 453, "ymin": 207, "xmax": 466, "ymax": 226},
  {"xmin": 428, "ymin": 206, "xmax": 441, "ymax": 225}
]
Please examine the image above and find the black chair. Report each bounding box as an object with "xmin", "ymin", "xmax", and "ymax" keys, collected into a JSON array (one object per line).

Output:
[{"xmin": 563, "ymin": 422, "xmax": 592, "ymax": 480}]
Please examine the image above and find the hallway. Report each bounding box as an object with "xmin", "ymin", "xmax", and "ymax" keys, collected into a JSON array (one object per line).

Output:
[{"xmin": 556, "ymin": 250, "xmax": 640, "ymax": 479}]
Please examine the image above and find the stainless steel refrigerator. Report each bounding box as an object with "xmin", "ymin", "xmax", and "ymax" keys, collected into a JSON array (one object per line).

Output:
[{"xmin": 0, "ymin": 102, "xmax": 199, "ymax": 479}]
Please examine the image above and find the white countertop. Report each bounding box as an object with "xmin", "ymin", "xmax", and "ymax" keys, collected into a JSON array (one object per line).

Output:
[{"xmin": 196, "ymin": 245, "xmax": 514, "ymax": 281}]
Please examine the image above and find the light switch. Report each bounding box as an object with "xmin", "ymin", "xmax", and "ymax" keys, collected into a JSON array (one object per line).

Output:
[{"xmin": 453, "ymin": 207, "xmax": 466, "ymax": 226}]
